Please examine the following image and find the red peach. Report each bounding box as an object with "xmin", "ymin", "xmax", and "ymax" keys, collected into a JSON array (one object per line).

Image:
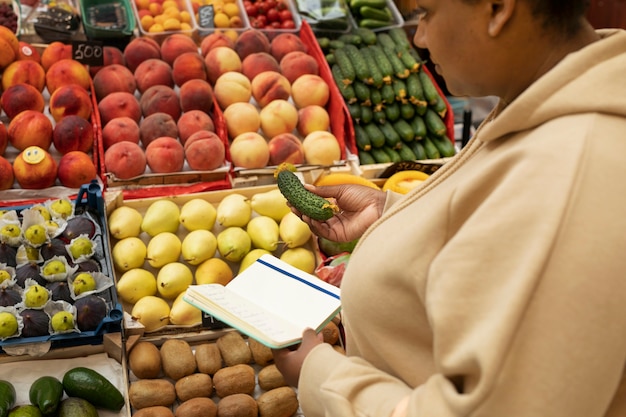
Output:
[
  {"xmin": 17, "ymin": 41, "xmax": 41, "ymax": 63},
  {"xmin": 8, "ymin": 110, "xmax": 53, "ymax": 151},
  {"xmin": 172, "ymin": 52, "xmax": 207, "ymax": 87},
  {"xmin": 234, "ymin": 29, "xmax": 270, "ymax": 61},
  {"xmin": 98, "ymin": 91, "xmax": 142, "ymax": 125},
  {"xmin": 0, "ymin": 83, "xmax": 45, "ymax": 120},
  {"xmin": 140, "ymin": 85, "xmax": 181, "ymax": 120},
  {"xmin": 1, "ymin": 60, "xmax": 46, "ymax": 91},
  {"xmin": 57, "ymin": 151, "xmax": 98, "ymax": 188},
  {"xmin": 250, "ymin": 71, "xmax": 291, "ymax": 108},
  {"xmin": 241, "ymin": 52, "xmax": 281, "ymax": 81},
  {"xmin": 269, "ymin": 33, "xmax": 307, "ymax": 63},
  {"xmin": 145, "ymin": 136, "xmax": 185, "ymax": 173},
  {"xmin": 0, "ymin": 155, "xmax": 13, "ymax": 190},
  {"xmin": 0, "ymin": 121, "xmax": 7, "ymax": 155},
  {"xmin": 179, "ymin": 78, "xmax": 214, "ymax": 113},
  {"xmin": 280, "ymin": 51, "xmax": 319, "ymax": 84},
  {"xmin": 177, "ymin": 110, "xmax": 215, "ymax": 145},
  {"xmin": 101, "ymin": 117, "xmax": 140, "ymax": 150},
  {"xmin": 134, "ymin": 58, "xmax": 174, "ymax": 93},
  {"xmin": 12, "ymin": 145, "xmax": 57, "ymax": 189},
  {"xmin": 89, "ymin": 46, "xmax": 126, "ymax": 76},
  {"xmin": 92, "ymin": 63, "xmax": 137, "ymax": 100},
  {"xmin": 268, "ymin": 132, "xmax": 305, "ymax": 166},
  {"xmin": 123, "ymin": 36, "xmax": 161, "ymax": 73},
  {"xmin": 52, "ymin": 115, "xmax": 94, "ymax": 154},
  {"xmin": 297, "ymin": 104, "xmax": 330, "ymax": 136},
  {"xmin": 139, "ymin": 112, "xmax": 179, "ymax": 147},
  {"xmin": 45, "ymin": 58, "xmax": 92, "ymax": 94},
  {"xmin": 48, "ymin": 83, "xmax": 93, "ymax": 122},
  {"xmin": 184, "ymin": 134, "xmax": 226, "ymax": 171},
  {"xmin": 41, "ymin": 42, "xmax": 72, "ymax": 71},
  {"xmin": 200, "ymin": 32, "xmax": 235, "ymax": 57},
  {"xmin": 205, "ymin": 46, "xmax": 242, "ymax": 85},
  {"xmin": 104, "ymin": 141, "xmax": 147, "ymax": 179},
  {"xmin": 160, "ymin": 33, "xmax": 198, "ymax": 66}
]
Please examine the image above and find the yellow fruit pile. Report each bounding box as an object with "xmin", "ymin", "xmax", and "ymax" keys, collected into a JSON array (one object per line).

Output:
[
  {"xmin": 190, "ymin": 0, "xmax": 244, "ymax": 29},
  {"xmin": 135, "ymin": 0, "xmax": 194, "ymax": 33}
]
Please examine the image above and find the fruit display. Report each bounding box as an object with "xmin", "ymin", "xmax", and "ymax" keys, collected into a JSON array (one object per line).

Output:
[
  {"xmin": 347, "ymin": 0, "xmax": 402, "ymax": 30},
  {"xmin": 106, "ymin": 185, "xmax": 319, "ymax": 333},
  {"xmin": 190, "ymin": 0, "xmax": 248, "ymax": 35},
  {"xmin": 132, "ymin": 0, "xmax": 198, "ymax": 42},
  {"xmin": 242, "ymin": 0, "xmax": 298, "ymax": 30},
  {"xmin": 0, "ymin": 194, "xmax": 121, "ymax": 351}
]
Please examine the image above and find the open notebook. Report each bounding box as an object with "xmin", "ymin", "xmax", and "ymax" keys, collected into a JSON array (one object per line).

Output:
[{"xmin": 183, "ymin": 254, "xmax": 342, "ymax": 349}]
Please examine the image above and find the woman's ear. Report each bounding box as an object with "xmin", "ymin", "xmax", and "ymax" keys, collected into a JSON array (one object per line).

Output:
[{"xmin": 488, "ymin": 0, "xmax": 515, "ymax": 37}]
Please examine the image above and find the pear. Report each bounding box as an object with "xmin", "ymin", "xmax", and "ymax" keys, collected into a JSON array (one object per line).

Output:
[
  {"xmin": 24, "ymin": 284, "xmax": 50, "ymax": 308},
  {"xmin": 51, "ymin": 311, "xmax": 75, "ymax": 332},
  {"xmin": 116, "ymin": 268, "xmax": 157, "ymax": 304},
  {"xmin": 50, "ymin": 199, "xmax": 73, "ymax": 219},
  {"xmin": 131, "ymin": 295, "xmax": 170, "ymax": 332},
  {"xmin": 179, "ymin": 199, "xmax": 217, "ymax": 232},
  {"xmin": 31, "ymin": 205, "xmax": 51, "ymax": 221},
  {"xmin": 217, "ymin": 226, "xmax": 251, "ymax": 262},
  {"xmin": 250, "ymin": 188, "xmax": 291, "ymax": 221},
  {"xmin": 68, "ymin": 236, "xmax": 94, "ymax": 260},
  {"xmin": 72, "ymin": 272, "xmax": 97, "ymax": 295},
  {"xmin": 24, "ymin": 224, "xmax": 48, "ymax": 246},
  {"xmin": 108, "ymin": 206, "xmax": 143, "ymax": 239},
  {"xmin": 0, "ymin": 224, "xmax": 21, "ymax": 238},
  {"xmin": 112, "ymin": 237, "xmax": 147, "ymax": 272},
  {"xmin": 246, "ymin": 216, "xmax": 279, "ymax": 251},
  {"xmin": 195, "ymin": 257, "xmax": 233, "ymax": 286},
  {"xmin": 239, "ymin": 248, "xmax": 272, "ymax": 273},
  {"xmin": 169, "ymin": 291, "xmax": 202, "ymax": 326},
  {"xmin": 146, "ymin": 232, "xmax": 181, "ymax": 268},
  {"xmin": 156, "ymin": 262, "xmax": 193, "ymax": 299},
  {"xmin": 141, "ymin": 199, "xmax": 181, "ymax": 237},
  {"xmin": 0, "ymin": 311, "xmax": 18, "ymax": 338},
  {"xmin": 279, "ymin": 212, "xmax": 312, "ymax": 248},
  {"xmin": 181, "ymin": 230, "xmax": 217, "ymax": 266},
  {"xmin": 280, "ymin": 247, "xmax": 316, "ymax": 274},
  {"xmin": 42, "ymin": 259, "xmax": 67, "ymax": 276},
  {"xmin": 216, "ymin": 194, "xmax": 252, "ymax": 227}
]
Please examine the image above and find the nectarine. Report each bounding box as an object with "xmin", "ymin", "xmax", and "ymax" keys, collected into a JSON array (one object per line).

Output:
[
  {"xmin": 13, "ymin": 145, "xmax": 58, "ymax": 189},
  {"xmin": 104, "ymin": 141, "xmax": 147, "ymax": 179},
  {"xmin": 101, "ymin": 117, "xmax": 141, "ymax": 150},
  {"xmin": 57, "ymin": 151, "xmax": 97, "ymax": 188},
  {"xmin": 145, "ymin": 136, "xmax": 185, "ymax": 173},
  {"xmin": 52, "ymin": 115, "xmax": 94, "ymax": 154}
]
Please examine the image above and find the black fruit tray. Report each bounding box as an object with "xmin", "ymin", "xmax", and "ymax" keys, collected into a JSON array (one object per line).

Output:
[{"xmin": 0, "ymin": 181, "xmax": 123, "ymax": 355}]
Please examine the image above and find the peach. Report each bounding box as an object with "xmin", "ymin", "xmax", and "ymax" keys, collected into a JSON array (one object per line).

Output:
[
  {"xmin": 0, "ymin": 121, "xmax": 7, "ymax": 154},
  {"xmin": 17, "ymin": 41, "xmax": 41, "ymax": 63},
  {"xmin": 268, "ymin": 133, "xmax": 305, "ymax": 166},
  {"xmin": 139, "ymin": 112, "xmax": 179, "ymax": 147},
  {"xmin": 205, "ymin": 46, "xmax": 242, "ymax": 85},
  {"xmin": 123, "ymin": 36, "xmax": 161, "ymax": 73},
  {"xmin": 8, "ymin": 110, "xmax": 53, "ymax": 151},
  {"xmin": 229, "ymin": 131, "xmax": 270, "ymax": 169},
  {"xmin": 0, "ymin": 29, "xmax": 18, "ymax": 70},
  {"xmin": 172, "ymin": 52, "xmax": 207, "ymax": 87},
  {"xmin": 45, "ymin": 59, "xmax": 92, "ymax": 94},
  {"xmin": 280, "ymin": 51, "xmax": 319, "ymax": 84},
  {"xmin": 98, "ymin": 91, "xmax": 142, "ymax": 125},
  {"xmin": 269, "ymin": 33, "xmax": 307, "ymax": 63},
  {"xmin": 101, "ymin": 117, "xmax": 140, "ymax": 150},
  {"xmin": 57, "ymin": 151, "xmax": 97, "ymax": 188},
  {"xmin": 12, "ymin": 145, "xmax": 58, "ymax": 189},
  {"xmin": 250, "ymin": 71, "xmax": 291, "ymax": 108},
  {"xmin": 302, "ymin": 130, "xmax": 341, "ymax": 165},
  {"xmin": 223, "ymin": 102, "xmax": 260, "ymax": 139},
  {"xmin": 145, "ymin": 136, "xmax": 185, "ymax": 173},
  {"xmin": 179, "ymin": 78, "xmax": 214, "ymax": 113},
  {"xmin": 1, "ymin": 60, "xmax": 46, "ymax": 91},
  {"xmin": 0, "ymin": 155, "xmax": 13, "ymax": 190},
  {"xmin": 213, "ymin": 71, "xmax": 251, "ymax": 110},
  {"xmin": 0, "ymin": 83, "xmax": 45, "ymax": 120},
  {"xmin": 104, "ymin": 141, "xmax": 147, "ymax": 179},
  {"xmin": 52, "ymin": 115, "xmax": 94, "ymax": 154},
  {"xmin": 297, "ymin": 104, "xmax": 330, "ymax": 136},
  {"xmin": 92, "ymin": 64, "xmax": 137, "ymax": 100},
  {"xmin": 200, "ymin": 32, "xmax": 235, "ymax": 57},
  {"xmin": 291, "ymin": 74, "xmax": 330, "ymax": 108},
  {"xmin": 259, "ymin": 99, "xmax": 298, "ymax": 138},
  {"xmin": 140, "ymin": 85, "xmax": 181, "ymax": 120},
  {"xmin": 234, "ymin": 29, "xmax": 270, "ymax": 60},
  {"xmin": 40, "ymin": 42, "xmax": 72, "ymax": 71},
  {"xmin": 177, "ymin": 110, "xmax": 215, "ymax": 145},
  {"xmin": 48, "ymin": 84, "xmax": 93, "ymax": 122},
  {"xmin": 184, "ymin": 131, "xmax": 226, "ymax": 171},
  {"xmin": 134, "ymin": 58, "xmax": 174, "ymax": 93},
  {"xmin": 241, "ymin": 52, "xmax": 280, "ymax": 81},
  {"xmin": 89, "ymin": 46, "xmax": 126, "ymax": 76},
  {"xmin": 160, "ymin": 33, "xmax": 198, "ymax": 66}
]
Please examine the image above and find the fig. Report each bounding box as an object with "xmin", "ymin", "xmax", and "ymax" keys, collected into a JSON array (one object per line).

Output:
[
  {"xmin": 0, "ymin": 243, "xmax": 17, "ymax": 267},
  {"xmin": 74, "ymin": 259, "xmax": 101, "ymax": 273},
  {"xmin": 20, "ymin": 308, "xmax": 51, "ymax": 337},
  {"xmin": 74, "ymin": 294, "xmax": 107, "ymax": 332},
  {"xmin": 47, "ymin": 280, "xmax": 73, "ymax": 303},
  {"xmin": 40, "ymin": 238, "xmax": 71, "ymax": 261},
  {"xmin": 60, "ymin": 217, "xmax": 96, "ymax": 243},
  {"xmin": 0, "ymin": 287, "xmax": 21, "ymax": 306},
  {"xmin": 15, "ymin": 262, "xmax": 47, "ymax": 287}
]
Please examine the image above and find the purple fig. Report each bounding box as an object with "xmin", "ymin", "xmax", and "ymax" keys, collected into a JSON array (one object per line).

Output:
[
  {"xmin": 20, "ymin": 309, "xmax": 50, "ymax": 337},
  {"xmin": 0, "ymin": 243, "xmax": 17, "ymax": 267},
  {"xmin": 60, "ymin": 216, "xmax": 96, "ymax": 243},
  {"xmin": 74, "ymin": 259, "xmax": 101, "ymax": 273},
  {"xmin": 0, "ymin": 287, "xmax": 21, "ymax": 306},
  {"xmin": 74, "ymin": 295, "xmax": 107, "ymax": 331},
  {"xmin": 15, "ymin": 262, "xmax": 47, "ymax": 287},
  {"xmin": 40, "ymin": 238, "xmax": 71, "ymax": 261},
  {"xmin": 47, "ymin": 280, "xmax": 73, "ymax": 303}
]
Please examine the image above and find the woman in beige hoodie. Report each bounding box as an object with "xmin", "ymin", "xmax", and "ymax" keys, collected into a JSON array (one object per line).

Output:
[{"xmin": 273, "ymin": 0, "xmax": 626, "ymax": 416}]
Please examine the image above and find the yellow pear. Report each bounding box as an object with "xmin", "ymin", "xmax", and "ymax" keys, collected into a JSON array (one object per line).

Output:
[
  {"xmin": 156, "ymin": 262, "xmax": 193, "ymax": 299},
  {"xmin": 217, "ymin": 226, "xmax": 251, "ymax": 262},
  {"xmin": 141, "ymin": 199, "xmax": 181, "ymax": 237},
  {"xmin": 116, "ymin": 268, "xmax": 157, "ymax": 304},
  {"xmin": 280, "ymin": 247, "xmax": 316, "ymax": 274},
  {"xmin": 246, "ymin": 215, "xmax": 279, "ymax": 251},
  {"xmin": 181, "ymin": 230, "xmax": 217, "ymax": 266},
  {"xmin": 216, "ymin": 194, "xmax": 252, "ymax": 227},
  {"xmin": 195, "ymin": 257, "xmax": 233, "ymax": 286},
  {"xmin": 112, "ymin": 237, "xmax": 146, "ymax": 272},
  {"xmin": 169, "ymin": 291, "xmax": 202, "ymax": 326},
  {"xmin": 108, "ymin": 206, "xmax": 143, "ymax": 239},
  {"xmin": 250, "ymin": 188, "xmax": 291, "ymax": 221},
  {"xmin": 279, "ymin": 211, "xmax": 312, "ymax": 248},
  {"xmin": 239, "ymin": 248, "xmax": 272, "ymax": 273},
  {"xmin": 179, "ymin": 198, "xmax": 217, "ymax": 232},
  {"xmin": 131, "ymin": 295, "xmax": 170, "ymax": 332},
  {"xmin": 50, "ymin": 199, "xmax": 73, "ymax": 219},
  {"xmin": 146, "ymin": 232, "xmax": 181, "ymax": 268}
]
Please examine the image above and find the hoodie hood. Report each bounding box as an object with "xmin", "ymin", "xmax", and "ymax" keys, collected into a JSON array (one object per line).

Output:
[{"xmin": 479, "ymin": 29, "xmax": 626, "ymax": 143}]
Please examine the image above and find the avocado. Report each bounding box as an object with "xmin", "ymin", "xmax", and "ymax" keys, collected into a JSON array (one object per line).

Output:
[
  {"xmin": 57, "ymin": 398, "xmax": 98, "ymax": 417},
  {"xmin": 7, "ymin": 405, "xmax": 42, "ymax": 417}
]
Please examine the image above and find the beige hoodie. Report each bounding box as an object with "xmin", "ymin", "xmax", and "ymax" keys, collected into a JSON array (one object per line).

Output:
[{"xmin": 298, "ymin": 29, "xmax": 626, "ymax": 417}]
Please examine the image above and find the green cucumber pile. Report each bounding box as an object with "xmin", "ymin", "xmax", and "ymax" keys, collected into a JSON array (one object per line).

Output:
[
  {"xmin": 317, "ymin": 27, "xmax": 456, "ymax": 164},
  {"xmin": 349, "ymin": 0, "xmax": 396, "ymax": 29}
]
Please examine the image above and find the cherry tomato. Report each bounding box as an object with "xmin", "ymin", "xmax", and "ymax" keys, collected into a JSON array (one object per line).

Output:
[
  {"xmin": 281, "ymin": 19, "xmax": 296, "ymax": 29},
  {"xmin": 245, "ymin": 2, "xmax": 258, "ymax": 17},
  {"xmin": 276, "ymin": 0, "xmax": 287, "ymax": 10},
  {"xmin": 278, "ymin": 9, "xmax": 292, "ymax": 21},
  {"xmin": 251, "ymin": 17, "xmax": 266, "ymax": 28},
  {"xmin": 256, "ymin": 0, "xmax": 267, "ymax": 15},
  {"xmin": 266, "ymin": 8, "xmax": 279, "ymax": 22},
  {"xmin": 269, "ymin": 20, "xmax": 282, "ymax": 28},
  {"xmin": 265, "ymin": 0, "xmax": 277, "ymax": 10},
  {"xmin": 255, "ymin": 14, "xmax": 268, "ymax": 26}
]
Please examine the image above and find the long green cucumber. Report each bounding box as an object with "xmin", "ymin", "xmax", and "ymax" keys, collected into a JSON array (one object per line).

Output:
[
  {"xmin": 417, "ymin": 68, "xmax": 442, "ymax": 105},
  {"xmin": 343, "ymin": 44, "xmax": 371, "ymax": 84},
  {"xmin": 275, "ymin": 165, "xmax": 339, "ymax": 221},
  {"xmin": 358, "ymin": 45, "xmax": 384, "ymax": 87}
]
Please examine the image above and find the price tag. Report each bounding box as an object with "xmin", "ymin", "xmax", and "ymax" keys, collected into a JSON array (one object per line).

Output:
[
  {"xmin": 379, "ymin": 160, "xmax": 445, "ymax": 178},
  {"xmin": 198, "ymin": 5, "xmax": 215, "ymax": 28},
  {"xmin": 72, "ymin": 40, "xmax": 104, "ymax": 67}
]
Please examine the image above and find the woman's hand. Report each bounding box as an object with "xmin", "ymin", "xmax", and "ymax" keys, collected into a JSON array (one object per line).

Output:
[
  {"xmin": 272, "ymin": 328, "xmax": 324, "ymax": 387},
  {"xmin": 295, "ymin": 184, "xmax": 386, "ymax": 243}
]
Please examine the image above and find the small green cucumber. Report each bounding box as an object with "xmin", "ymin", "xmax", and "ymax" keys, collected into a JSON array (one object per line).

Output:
[
  {"xmin": 382, "ymin": 145, "xmax": 401, "ymax": 163},
  {"xmin": 379, "ymin": 121, "xmax": 402, "ymax": 149},
  {"xmin": 384, "ymin": 101, "xmax": 401, "ymax": 122},
  {"xmin": 353, "ymin": 79, "xmax": 372, "ymax": 105},
  {"xmin": 409, "ymin": 115, "xmax": 427, "ymax": 140},
  {"xmin": 360, "ymin": 104, "xmax": 374, "ymax": 124},
  {"xmin": 338, "ymin": 33, "xmax": 362, "ymax": 46},
  {"xmin": 422, "ymin": 136, "xmax": 441, "ymax": 159},
  {"xmin": 424, "ymin": 108, "xmax": 447, "ymax": 137},
  {"xmin": 387, "ymin": 27, "xmax": 413, "ymax": 51},
  {"xmin": 350, "ymin": 0, "xmax": 386, "ymax": 10},
  {"xmin": 363, "ymin": 122, "xmax": 386, "ymax": 148},
  {"xmin": 430, "ymin": 134, "xmax": 457, "ymax": 157},
  {"xmin": 333, "ymin": 47, "xmax": 356, "ymax": 85},
  {"xmin": 392, "ymin": 119, "xmax": 415, "ymax": 142},
  {"xmin": 397, "ymin": 143, "xmax": 418, "ymax": 161},
  {"xmin": 395, "ymin": 45, "xmax": 420, "ymax": 72},
  {"xmin": 368, "ymin": 45, "xmax": 394, "ymax": 81},
  {"xmin": 331, "ymin": 64, "xmax": 357, "ymax": 103},
  {"xmin": 343, "ymin": 44, "xmax": 371, "ymax": 84},
  {"xmin": 417, "ymin": 68, "xmax": 441, "ymax": 105},
  {"xmin": 347, "ymin": 102, "xmax": 362, "ymax": 121},
  {"xmin": 354, "ymin": 123, "xmax": 372, "ymax": 151},
  {"xmin": 380, "ymin": 83, "xmax": 396, "ymax": 104},
  {"xmin": 62, "ymin": 367, "xmax": 125, "ymax": 412},
  {"xmin": 358, "ymin": 149, "xmax": 376, "ymax": 165},
  {"xmin": 359, "ymin": 5, "xmax": 391, "ymax": 22},
  {"xmin": 352, "ymin": 27, "xmax": 378, "ymax": 45},
  {"xmin": 29, "ymin": 376, "xmax": 63, "ymax": 415},
  {"xmin": 359, "ymin": 45, "xmax": 384, "ymax": 87},
  {"xmin": 276, "ymin": 166, "xmax": 339, "ymax": 221},
  {"xmin": 399, "ymin": 102, "xmax": 415, "ymax": 120},
  {"xmin": 407, "ymin": 140, "xmax": 427, "ymax": 160},
  {"xmin": 370, "ymin": 147, "xmax": 392, "ymax": 163}
]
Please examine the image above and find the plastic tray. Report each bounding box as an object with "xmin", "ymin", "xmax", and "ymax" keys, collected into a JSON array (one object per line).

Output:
[
  {"xmin": 80, "ymin": 0, "xmax": 136, "ymax": 40},
  {"xmin": 131, "ymin": 0, "xmax": 199, "ymax": 44},
  {"xmin": 193, "ymin": 0, "xmax": 251, "ymax": 39},
  {"xmin": 0, "ymin": 182, "xmax": 123, "ymax": 356},
  {"xmin": 348, "ymin": 0, "xmax": 404, "ymax": 32}
]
